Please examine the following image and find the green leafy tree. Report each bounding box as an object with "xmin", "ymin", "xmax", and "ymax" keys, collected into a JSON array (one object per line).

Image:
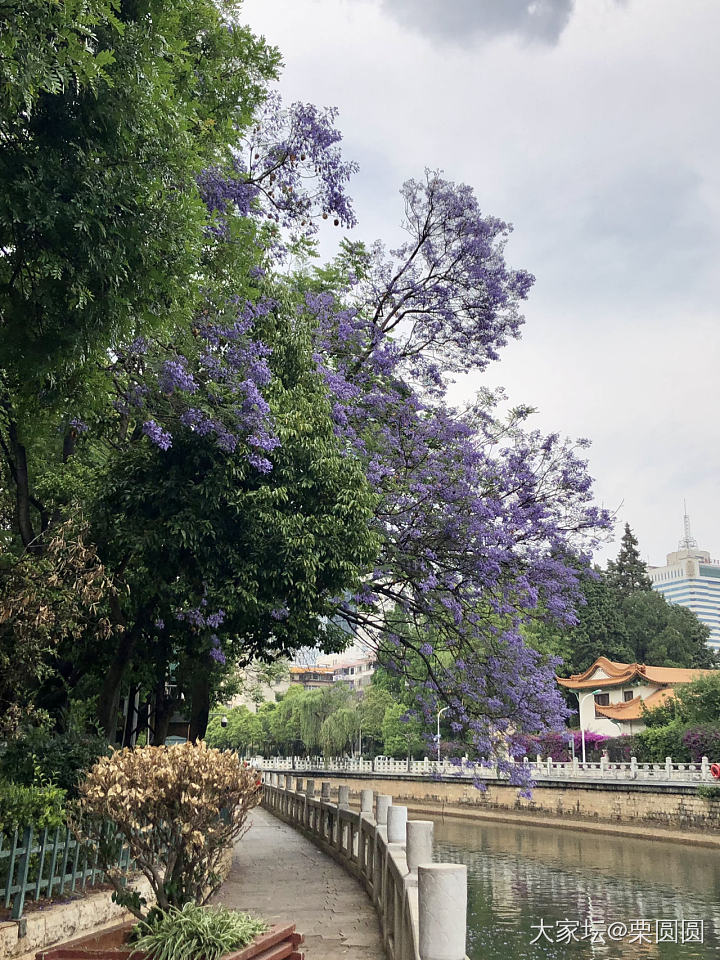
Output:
[
  {"xmin": 381, "ymin": 703, "xmax": 425, "ymax": 759},
  {"xmin": 358, "ymin": 686, "xmax": 395, "ymax": 754}
]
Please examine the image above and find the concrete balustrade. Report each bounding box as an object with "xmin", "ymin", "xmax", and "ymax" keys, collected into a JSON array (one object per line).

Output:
[
  {"xmin": 387, "ymin": 804, "xmax": 408, "ymax": 844},
  {"xmin": 376, "ymin": 794, "xmax": 392, "ymax": 825},
  {"xmin": 406, "ymin": 820, "xmax": 434, "ymax": 874},
  {"xmin": 262, "ymin": 779, "xmax": 468, "ymax": 960},
  {"xmin": 253, "ymin": 754, "xmax": 715, "ymax": 784},
  {"xmin": 418, "ymin": 864, "xmax": 467, "ymax": 960}
]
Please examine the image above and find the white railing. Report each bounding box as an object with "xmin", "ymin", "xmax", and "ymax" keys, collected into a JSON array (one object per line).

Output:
[
  {"xmin": 262, "ymin": 774, "xmax": 469, "ymax": 960},
  {"xmin": 251, "ymin": 754, "xmax": 717, "ymax": 784}
]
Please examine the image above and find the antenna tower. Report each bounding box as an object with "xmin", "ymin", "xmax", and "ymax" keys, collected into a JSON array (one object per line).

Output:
[{"xmin": 678, "ymin": 500, "xmax": 698, "ymax": 551}]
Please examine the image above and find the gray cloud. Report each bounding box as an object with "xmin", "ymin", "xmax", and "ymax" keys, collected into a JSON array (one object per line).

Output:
[{"xmin": 376, "ymin": 0, "xmax": 576, "ymax": 46}]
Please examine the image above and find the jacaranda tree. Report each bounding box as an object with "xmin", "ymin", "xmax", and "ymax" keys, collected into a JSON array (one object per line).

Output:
[{"xmin": 1, "ymin": 5, "xmax": 612, "ymax": 785}]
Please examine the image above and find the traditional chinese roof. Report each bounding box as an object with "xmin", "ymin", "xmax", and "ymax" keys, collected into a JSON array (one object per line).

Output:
[
  {"xmin": 594, "ymin": 687, "xmax": 675, "ymax": 721},
  {"xmin": 557, "ymin": 656, "xmax": 712, "ymax": 690}
]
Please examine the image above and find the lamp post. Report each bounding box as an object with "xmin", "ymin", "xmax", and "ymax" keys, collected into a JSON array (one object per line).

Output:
[
  {"xmin": 436, "ymin": 706, "xmax": 449, "ymax": 763},
  {"xmin": 574, "ymin": 688, "xmax": 602, "ymax": 764}
]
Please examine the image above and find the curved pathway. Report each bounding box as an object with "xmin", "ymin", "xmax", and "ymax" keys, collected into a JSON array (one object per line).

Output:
[{"xmin": 212, "ymin": 806, "xmax": 384, "ymax": 959}]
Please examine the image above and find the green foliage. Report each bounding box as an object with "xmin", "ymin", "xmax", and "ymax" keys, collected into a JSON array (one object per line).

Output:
[
  {"xmin": 605, "ymin": 524, "xmax": 653, "ymax": 595},
  {"xmin": 205, "ymin": 706, "xmax": 263, "ymax": 754},
  {"xmin": 541, "ymin": 526, "xmax": 717, "ymax": 677},
  {"xmin": 697, "ymin": 784, "xmax": 720, "ymax": 801},
  {"xmin": 320, "ymin": 706, "xmax": 359, "ymax": 756},
  {"xmin": 358, "ymin": 686, "xmax": 395, "ymax": 743},
  {"xmin": 0, "ymin": 0, "xmax": 280, "ymax": 395},
  {"xmin": 673, "ymin": 673, "xmax": 720, "ymax": 725},
  {"xmin": 635, "ymin": 720, "xmax": 690, "ymax": 763},
  {"xmin": 0, "ymin": 725, "xmax": 109, "ymax": 796},
  {"xmin": 132, "ymin": 903, "xmax": 268, "ymax": 960},
  {"xmin": 0, "ymin": 780, "xmax": 66, "ymax": 834},
  {"xmin": 381, "ymin": 703, "xmax": 425, "ymax": 759}
]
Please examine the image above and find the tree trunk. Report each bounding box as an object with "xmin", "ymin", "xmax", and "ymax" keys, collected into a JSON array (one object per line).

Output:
[
  {"xmin": 151, "ymin": 679, "xmax": 174, "ymax": 746},
  {"xmin": 8, "ymin": 421, "xmax": 36, "ymax": 548},
  {"xmin": 98, "ymin": 626, "xmax": 137, "ymax": 743},
  {"xmin": 188, "ymin": 663, "xmax": 211, "ymax": 742}
]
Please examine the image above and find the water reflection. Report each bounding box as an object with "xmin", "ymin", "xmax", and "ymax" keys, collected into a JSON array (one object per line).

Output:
[{"xmin": 433, "ymin": 819, "xmax": 720, "ymax": 959}]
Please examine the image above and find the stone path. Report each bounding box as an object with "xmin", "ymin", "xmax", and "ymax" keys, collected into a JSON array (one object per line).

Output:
[{"xmin": 212, "ymin": 806, "xmax": 385, "ymax": 959}]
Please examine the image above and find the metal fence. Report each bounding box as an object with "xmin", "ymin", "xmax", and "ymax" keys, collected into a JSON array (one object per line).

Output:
[
  {"xmin": 0, "ymin": 823, "xmax": 132, "ymax": 921},
  {"xmin": 253, "ymin": 754, "xmax": 717, "ymax": 784}
]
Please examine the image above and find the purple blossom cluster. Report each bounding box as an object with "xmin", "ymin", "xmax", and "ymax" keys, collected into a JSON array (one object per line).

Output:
[
  {"xmin": 197, "ymin": 94, "xmax": 358, "ymax": 245},
  {"xmin": 118, "ymin": 298, "xmax": 281, "ymax": 472}
]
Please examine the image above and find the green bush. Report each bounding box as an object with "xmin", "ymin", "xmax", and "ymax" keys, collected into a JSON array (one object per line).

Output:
[
  {"xmin": 697, "ymin": 784, "xmax": 720, "ymax": 801},
  {"xmin": 635, "ymin": 720, "xmax": 690, "ymax": 763},
  {"xmin": 132, "ymin": 903, "xmax": 268, "ymax": 960},
  {"xmin": 0, "ymin": 726, "xmax": 109, "ymax": 795},
  {"xmin": 0, "ymin": 780, "xmax": 66, "ymax": 835}
]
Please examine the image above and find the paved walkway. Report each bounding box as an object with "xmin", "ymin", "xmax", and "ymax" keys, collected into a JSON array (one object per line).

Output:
[{"xmin": 212, "ymin": 806, "xmax": 385, "ymax": 959}]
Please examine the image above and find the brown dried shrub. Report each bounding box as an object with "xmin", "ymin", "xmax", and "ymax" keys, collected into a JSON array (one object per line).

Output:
[{"xmin": 75, "ymin": 741, "xmax": 261, "ymax": 917}]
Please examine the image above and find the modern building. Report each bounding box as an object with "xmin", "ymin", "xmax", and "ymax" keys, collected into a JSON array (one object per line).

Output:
[
  {"xmin": 648, "ymin": 511, "xmax": 720, "ymax": 652},
  {"xmin": 316, "ymin": 648, "xmax": 377, "ymax": 690},
  {"xmin": 557, "ymin": 656, "xmax": 714, "ymax": 735}
]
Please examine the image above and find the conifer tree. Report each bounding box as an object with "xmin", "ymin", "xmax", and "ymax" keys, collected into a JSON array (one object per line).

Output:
[{"xmin": 606, "ymin": 523, "xmax": 653, "ymax": 595}]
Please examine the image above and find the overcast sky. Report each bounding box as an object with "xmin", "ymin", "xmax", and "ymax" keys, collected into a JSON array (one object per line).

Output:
[{"xmin": 241, "ymin": 0, "xmax": 720, "ymax": 568}]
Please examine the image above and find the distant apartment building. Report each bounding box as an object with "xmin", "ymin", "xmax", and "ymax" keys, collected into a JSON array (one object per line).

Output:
[
  {"xmin": 648, "ymin": 511, "xmax": 720, "ymax": 652},
  {"xmin": 288, "ymin": 646, "xmax": 378, "ymax": 691},
  {"xmin": 288, "ymin": 665, "xmax": 335, "ymax": 689}
]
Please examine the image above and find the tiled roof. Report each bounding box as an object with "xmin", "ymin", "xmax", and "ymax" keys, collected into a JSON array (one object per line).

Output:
[
  {"xmin": 557, "ymin": 656, "xmax": 713, "ymax": 690},
  {"xmin": 594, "ymin": 687, "xmax": 675, "ymax": 721}
]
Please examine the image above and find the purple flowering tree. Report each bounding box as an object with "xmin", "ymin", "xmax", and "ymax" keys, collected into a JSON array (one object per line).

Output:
[{"xmin": 291, "ymin": 171, "xmax": 611, "ymax": 789}]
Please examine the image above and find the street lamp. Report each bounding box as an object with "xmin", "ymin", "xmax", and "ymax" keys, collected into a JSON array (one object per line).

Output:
[
  {"xmin": 436, "ymin": 706, "xmax": 449, "ymax": 763},
  {"xmin": 573, "ymin": 688, "xmax": 602, "ymax": 764}
]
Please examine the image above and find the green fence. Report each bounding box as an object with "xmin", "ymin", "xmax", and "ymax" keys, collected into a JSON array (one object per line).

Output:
[{"xmin": 0, "ymin": 823, "xmax": 133, "ymax": 920}]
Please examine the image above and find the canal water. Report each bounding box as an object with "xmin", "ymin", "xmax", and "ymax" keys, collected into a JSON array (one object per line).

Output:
[{"xmin": 434, "ymin": 818, "xmax": 720, "ymax": 959}]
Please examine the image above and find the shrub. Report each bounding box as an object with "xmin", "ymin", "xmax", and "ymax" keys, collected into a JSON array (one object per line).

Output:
[
  {"xmin": 604, "ymin": 735, "xmax": 640, "ymax": 762},
  {"xmin": 697, "ymin": 784, "xmax": 720, "ymax": 801},
  {"xmin": 0, "ymin": 780, "xmax": 66, "ymax": 835},
  {"xmin": 681, "ymin": 725, "xmax": 720, "ymax": 763},
  {"xmin": 0, "ymin": 726, "xmax": 109, "ymax": 796},
  {"xmin": 75, "ymin": 742, "xmax": 261, "ymax": 918},
  {"xmin": 635, "ymin": 720, "xmax": 690, "ymax": 763},
  {"xmin": 132, "ymin": 903, "xmax": 268, "ymax": 960},
  {"xmin": 515, "ymin": 731, "xmax": 607, "ymax": 762}
]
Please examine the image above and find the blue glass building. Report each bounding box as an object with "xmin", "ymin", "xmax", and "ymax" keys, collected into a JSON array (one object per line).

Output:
[{"xmin": 648, "ymin": 513, "xmax": 720, "ymax": 652}]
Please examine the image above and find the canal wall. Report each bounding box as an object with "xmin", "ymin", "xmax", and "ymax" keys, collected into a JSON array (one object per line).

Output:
[{"xmin": 285, "ymin": 772, "xmax": 720, "ymax": 838}]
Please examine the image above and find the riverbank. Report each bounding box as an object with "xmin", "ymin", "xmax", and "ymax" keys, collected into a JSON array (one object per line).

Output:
[{"xmin": 275, "ymin": 773, "xmax": 720, "ymax": 847}]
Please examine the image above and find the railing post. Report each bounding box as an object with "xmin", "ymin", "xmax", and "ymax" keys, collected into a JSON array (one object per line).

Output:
[
  {"xmin": 11, "ymin": 826, "xmax": 34, "ymax": 920},
  {"xmin": 360, "ymin": 789, "xmax": 374, "ymax": 812},
  {"xmin": 406, "ymin": 820, "xmax": 434, "ymax": 874},
  {"xmin": 321, "ymin": 781, "xmax": 331, "ymax": 801},
  {"xmin": 306, "ymin": 779, "xmax": 315, "ymax": 798},
  {"xmin": 702, "ymin": 755, "xmax": 710, "ymax": 780},
  {"xmin": 665, "ymin": 756, "xmax": 673, "ymax": 780},
  {"xmin": 418, "ymin": 864, "xmax": 467, "ymax": 960},
  {"xmin": 375, "ymin": 794, "xmax": 392, "ymax": 825},
  {"xmin": 630, "ymin": 756, "xmax": 638, "ymax": 780},
  {"xmin": 296, "ymin": 777, "xmax": 304, "ymax": 792},
  {"xmin": 387, "ymin": 805, "xmax": 407, "ymax": 844},
  {"xmin": 337, "ymin": 784, "xmax": 350, "ymax": 808}
]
